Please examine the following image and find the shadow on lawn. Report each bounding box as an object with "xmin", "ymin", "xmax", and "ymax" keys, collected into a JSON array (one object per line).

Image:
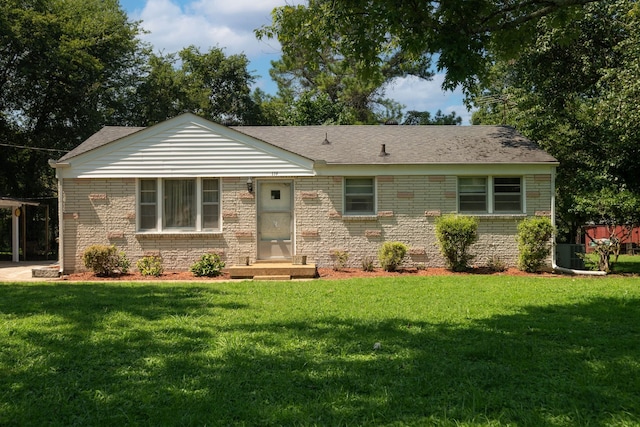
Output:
[{"xmin": 0, "ymin": 284, "xmax": 639, "ymax": 426}]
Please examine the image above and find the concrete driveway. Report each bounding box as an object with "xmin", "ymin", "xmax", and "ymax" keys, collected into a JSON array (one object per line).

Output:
[{"xmin": 0, "ymin": 261, "xmax": 60, "ymax": 282}]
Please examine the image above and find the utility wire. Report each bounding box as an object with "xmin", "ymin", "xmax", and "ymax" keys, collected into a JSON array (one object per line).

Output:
[{"xmin": 0, "ymin": 142, "xmax": 68, "ymax": 153}]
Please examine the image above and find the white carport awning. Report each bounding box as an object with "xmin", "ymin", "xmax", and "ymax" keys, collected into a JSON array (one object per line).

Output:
[{"xmin": 0, "ymin": 198, "xmax": 39, "ymax": 262}]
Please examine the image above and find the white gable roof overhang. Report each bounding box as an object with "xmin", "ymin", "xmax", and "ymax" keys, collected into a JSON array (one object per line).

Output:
[{"xmin": 54, "ymin": 114, "xmax": 315, "ymax": 179}]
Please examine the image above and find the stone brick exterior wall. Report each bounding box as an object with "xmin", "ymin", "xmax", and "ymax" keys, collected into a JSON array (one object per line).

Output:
[
  {"xmin": 294, "ymin": 174, "xmax": 553, "ymax": 268},
  {"xmin": 60, "ymin": 174, "xmax": 553, "ymax": 273},
  {"xmin": 60, "ymin": 177, "xmax": 258, "ymax": 273}
]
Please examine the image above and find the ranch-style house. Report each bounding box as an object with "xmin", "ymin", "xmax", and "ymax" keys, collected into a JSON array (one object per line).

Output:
[{"xmin": 50, "ymin": 113, "xmax": 558, "ymax": 276}]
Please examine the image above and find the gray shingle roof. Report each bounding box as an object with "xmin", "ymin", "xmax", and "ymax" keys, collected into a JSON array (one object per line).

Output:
[
  {"xmin": 58, "ymin": 126, "xmax": 145, "ymax": 162},
  {"xmin": 231, "ymin": 125, "xmax": 557, "ymax": 164},
  {"xmin": 57, "ymin": 121, "xmax": 557, "ymax": 165}
]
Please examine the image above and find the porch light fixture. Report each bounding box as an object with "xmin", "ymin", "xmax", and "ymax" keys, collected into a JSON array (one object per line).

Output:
[{"xmin": 246, "ymin": 177, "xmax": 254, "ymax": 193}]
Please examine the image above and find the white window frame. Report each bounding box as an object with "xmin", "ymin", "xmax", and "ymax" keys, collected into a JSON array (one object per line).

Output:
[
  {"xmin": 137, "ymin": 177, "xmax": 221, "ymax": 232},
  {"xmin": 458, "ymin": 176, "xmax": 524, "ymax": 214},
  {"xmin": 139, "ymin": 178, "xmax": 158, "ymax": 230},
  {"xmin": 344, "ymin": 177, "xmax": 376, "ymax": 216},
  {"xmin": 458, "ymin": 177, "xmax": 488, "ymax": 213},
  {"xmin": 493, "ymin": 177, "xmax": 523, "ymax": 213}
]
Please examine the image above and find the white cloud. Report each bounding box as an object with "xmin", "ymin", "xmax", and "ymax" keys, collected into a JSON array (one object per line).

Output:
[
  {"xmin": 191, "ymin": 0, "xmax": 287, "ymax": 16},
  {"xmin": 131, "ymin": 0, "xmax": 297, "ymax": 56}
]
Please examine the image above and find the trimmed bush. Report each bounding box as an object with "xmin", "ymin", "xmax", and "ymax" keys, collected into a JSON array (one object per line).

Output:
[
  {"xmin": 361, "ymin": 256, "xmax": 375, "ymax": 272},
  {"xmin": 435, "ymin": 215, "xmax": 479, "ymax": 272},
  {"xmin": 378, "ymin": 241, "xmax": 408, "ymax": 272},
  {"xmin": 82, "ymin": 244, "xmax": 130, "ymax": 277},
  {"xmin": 331, "ymin": 250, "xmax": 349, "ymax": 271},
  {"xmin": 190, "ymin": 253, "xmax": 225, "ymax": 277},
  {"xmin": 136, "ymin": 255, "xmax": 164, "ymax": 277},
  {"xmin": 517, "ymin": 216, "xmax": 555, "ymax": 272}
]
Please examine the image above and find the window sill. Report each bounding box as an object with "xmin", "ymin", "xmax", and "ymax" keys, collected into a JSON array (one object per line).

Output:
[
  {"xmin": 135, "ymin": 231, "xmax": 223, "ymax": 239},
  {"xmin": 342, "ymin": 215, "xmax": 378, "ymax": 222},
  {"xmin": 458, "ymin": 213, "xmax": 527, "ymax": 219}
]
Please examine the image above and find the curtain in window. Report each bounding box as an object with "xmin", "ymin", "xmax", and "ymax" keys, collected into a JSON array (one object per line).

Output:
[{"xmin": 164, "ymin": 179, "xmax": 195, "ymax": 228}]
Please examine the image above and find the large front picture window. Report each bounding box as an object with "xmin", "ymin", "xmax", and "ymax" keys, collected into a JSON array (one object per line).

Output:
[
  {"xmin": 138, "ymin": 178, "xmax": 220, "ymax": 232},
  {"xmin": 345, "ymin": 177, "xmax": 375, "ymax": 215},
  {"xmin": 164, "ymin": 179, "xmax": 196, "ymax": 228}
]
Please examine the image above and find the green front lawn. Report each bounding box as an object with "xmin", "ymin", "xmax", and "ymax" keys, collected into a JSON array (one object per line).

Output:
[
  {"xmin": 610, "ymin": 254, "xmax": 640, "ymax": 274},
  {"xmin": 1, "ymin": 276, "xmax": 639, "ymax": 426},
  {"xmin": 580, "ymin": 253, "xmax": 640, "ymax": 274}
]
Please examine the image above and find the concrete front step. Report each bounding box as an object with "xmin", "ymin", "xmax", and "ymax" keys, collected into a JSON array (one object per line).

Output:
[
  {"xmin": 32, "ymin": 265, "xmax": 61, "ymax": 278},
  {"xmin": 228, "ymin": 262, "xmax": 317, "ymax": 279},
  {"xmin": 253, "ymin": 275, "xmax": 291, "ymax": 281}
]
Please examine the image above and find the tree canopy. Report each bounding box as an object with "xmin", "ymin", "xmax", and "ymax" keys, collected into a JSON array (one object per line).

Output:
[
  {"xmin": 470, "ymin": 0, "xmax": 640, "ymax": 240},
  {"xmin": 0, "ymin": 0, "xmax": 145, "ymax": 198},
  {"xmin": 258, "ymin": 0, "xmax": 599, "ymax": 93},
  {"xmin": 256, "ymin": 3, "xmax": 433, "ymax": 124},
  {"xmin": 403, "ymin": 110, "xmax": 462, "ymax": 126},
  {"xmin": 127, "ymin": 46, "xmax": 258, "ymax": 126}
]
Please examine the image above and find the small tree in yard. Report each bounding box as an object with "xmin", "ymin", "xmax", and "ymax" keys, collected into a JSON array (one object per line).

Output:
[
  {"xmin": 571, "ymin": 188, "xmax": 640, "ymax": 272},
  {"xmin": 435, "ymin": 215, "xmax": 479, "ymax": 272},
  {"xmin": 517, "ymin": 217, "xmax": 555, "ymax": 273}
]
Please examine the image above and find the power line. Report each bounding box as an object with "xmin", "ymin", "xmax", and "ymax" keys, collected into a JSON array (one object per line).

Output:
[{"xmin": 0, "ymin": 142, "xmax": 68, "ymax": 153}]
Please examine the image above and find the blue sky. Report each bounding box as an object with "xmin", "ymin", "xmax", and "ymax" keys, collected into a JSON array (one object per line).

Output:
[{"xmin": 119, "ymin": 0, "xmax": 471, "ymax": 123}]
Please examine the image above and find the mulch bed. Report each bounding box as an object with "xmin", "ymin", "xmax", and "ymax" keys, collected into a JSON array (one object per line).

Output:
[{"xmin": 61, "ymin": 266, "xmax": 557, "ymax": 281}]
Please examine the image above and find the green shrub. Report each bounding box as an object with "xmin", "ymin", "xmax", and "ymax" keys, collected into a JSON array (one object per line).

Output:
[
  {"xmin": 331, "ymin": 250, "xmax": 349, "ymax": 270},
  {"xmin": 517, "ymin": 216, "xmax": 555, "ymax": 272},
  {"xmin": 435, "ymin": 215, "xmax": 479, "ymax": 272},
  {"xmin": 136, "ymin": 255, "xmax": 164, "ymax": 277},
  {"xmin": 486, "ymin": 255, "xmax": 507, "ymax": 273},
  {"xmin": 190, "ymin": 253, "xmax": 225, "ymax": 277},
  {"xmin": 82, "ymin": 244, "xmax": 130, "ymax": 277},
  {"xmin": 378, "ymin": 241, "xmax": 408, "ymax": 272},
  {"xmin": 361, "ymin": 256, "xmax": 375, "ymax": 272}
]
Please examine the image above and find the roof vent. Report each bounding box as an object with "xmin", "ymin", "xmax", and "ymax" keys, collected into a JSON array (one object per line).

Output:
[
  {"xmin": 322, "ymin": 132, "xmax": 330, "ymax": 145},
  {"xmin": 379, "ymin": 144, "xmax": 389, "ymax": 157}
]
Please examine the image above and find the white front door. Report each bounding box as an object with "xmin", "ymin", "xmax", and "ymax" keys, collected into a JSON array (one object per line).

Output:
[{"xmin": 257, "ymin": 181, "xmax": 293, "ymax": 260}]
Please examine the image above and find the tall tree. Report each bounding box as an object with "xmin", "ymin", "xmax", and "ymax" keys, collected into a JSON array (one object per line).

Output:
[
  {"xmin": 470, "ymin": 0, "xmax": 639, "ymax": 241},
  {"xmin": 259, "ymin": 0, "xmax": 599, "ymax": 94},
  {"xmin": 403, "ymin": 110, "xmax": 462, "ymax": 125},
  {"xmin": 128, "ymin": 46, "xmax": 259, "ymax": 126},
  {"xmin": 0, "ymin": 0, "xmax": 146, "ymax": 198},
  {"xmin": 256, "ymin": 3, "xmax": 432, "ymax": 124}
]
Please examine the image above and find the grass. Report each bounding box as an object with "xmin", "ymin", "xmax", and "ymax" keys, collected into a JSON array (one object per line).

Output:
[
  {"xmin": 1, "ymin": 275, "xmax": 639, "ymax": 426},
  {"xmin": 610, "ymin": 254, "xmax": 640, "ymax": 274},
  {"xmin": 581, "ymin": 253, "xmax": 640, "ymax": 274}
]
